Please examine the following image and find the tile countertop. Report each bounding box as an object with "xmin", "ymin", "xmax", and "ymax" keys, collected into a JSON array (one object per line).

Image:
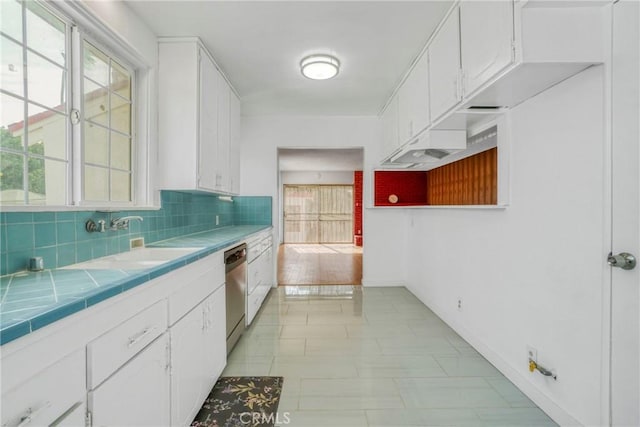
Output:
[{"xmin": 0, "ymin": 225, "xmax": 271, "ymax": 346}]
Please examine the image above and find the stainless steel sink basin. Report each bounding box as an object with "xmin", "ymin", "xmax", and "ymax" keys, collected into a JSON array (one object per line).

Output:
[{"xmin": 63, "ymin": 247, "xmax": 203, "ymax": 270}]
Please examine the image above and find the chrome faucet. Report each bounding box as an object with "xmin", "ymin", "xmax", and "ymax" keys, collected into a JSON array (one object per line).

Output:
[{"xmin": 110, "ymin": 216, "xmax": 143, "ymax": 231}]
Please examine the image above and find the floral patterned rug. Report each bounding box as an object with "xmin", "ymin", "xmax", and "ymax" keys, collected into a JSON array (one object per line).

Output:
[{"xmin": 190, "ymin": 376, "xmax": 284, "ymax": 427}]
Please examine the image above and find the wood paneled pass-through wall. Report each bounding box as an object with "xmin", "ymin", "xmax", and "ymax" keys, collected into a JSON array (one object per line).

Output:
[{"xmin": 427, "ymin": 148, "xmax": 497, "ymax": 205}]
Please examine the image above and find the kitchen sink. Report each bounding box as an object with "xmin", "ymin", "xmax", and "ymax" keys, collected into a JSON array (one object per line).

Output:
[{"xmin": 63, "ymin": 247, "xmax": 204, "ymax": 271}]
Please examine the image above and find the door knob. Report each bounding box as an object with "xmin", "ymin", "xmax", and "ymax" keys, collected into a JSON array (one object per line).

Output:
[{"xmin": 607, "ymin": 252, "xmax": 636, "ymax": 270}]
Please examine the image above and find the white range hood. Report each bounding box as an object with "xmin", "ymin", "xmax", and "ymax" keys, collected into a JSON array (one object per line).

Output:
[{"xmin": 388, "ymin": 129, "xmax": 467, "ymax": 165}]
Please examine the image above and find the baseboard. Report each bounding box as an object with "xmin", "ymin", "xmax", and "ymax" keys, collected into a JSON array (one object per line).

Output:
[
  {"xmin": 361, "ymin": 279, "xmax": 406, "ymax": 287},
  {"xmin": 405, "ymin": 286, "xmax": 583, "ymax": 427}
]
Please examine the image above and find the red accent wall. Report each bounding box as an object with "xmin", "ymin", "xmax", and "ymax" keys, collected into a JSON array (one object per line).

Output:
[
  {"xmin": 353, "ymin": 171, "xmax": 363, "ymax": 246},
  {"xmin": 374, "ymin": 171, "xmax": 428, "ymax": 206}
]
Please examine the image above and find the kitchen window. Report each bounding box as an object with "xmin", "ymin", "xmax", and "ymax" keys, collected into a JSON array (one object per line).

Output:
[{"xmin": 0, "ymin": 0, "xmax": 141, "ymax": 208}]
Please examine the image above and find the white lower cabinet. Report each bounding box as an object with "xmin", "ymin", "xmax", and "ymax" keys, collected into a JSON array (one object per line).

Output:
[
  {"xmin": 88, "ymin": 334, "xmax": 170, "ymax": 427},
  {"xmin": 246, "ymin": 238, "xmax": 274, "ymax": 326},
  {"xmin": 202, "ymin": 287, "xmax": 227, "ymax": 389},
  {"xmin": 2, "ymin": 249, "xmax": 229, "ymax": 427},
  {"xmin": 1, "ymin": 349, "xmax": 85, "ymax": 427},
  {"xmin": 170, "ymin": 285, "xmax": 226, "ymax": 426}
]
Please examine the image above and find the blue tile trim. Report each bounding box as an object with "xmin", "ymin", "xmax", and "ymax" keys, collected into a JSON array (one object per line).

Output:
[
  {"xmin": 85, "ymin": 285, "xmax": 124, "ymax": 308},
  {"xmin": 30, "ymin": 298, "xmax": 87, "ymax": 331},
  {"xmin": 0, "ymin": 320, "xmax": 31, "ymax": 345},
  {"xmin": 121, "ymin": 273, "xmax": 150, "ymax": 292}
]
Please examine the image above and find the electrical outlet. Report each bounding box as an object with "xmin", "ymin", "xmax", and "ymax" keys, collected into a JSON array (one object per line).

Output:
[
  {"xmin": 130, "ymin": 237, "xmax": 144, "ymax": 249},
  {"xmin": 457, "ymin": 298, "xmax": 463, "ymax": 311},
  {"xmin": 527, "ymin": 345, "xmax": 538, "ymax": 363},
  {"xmin": 215, "ymin": 215, "xmax": 219, "ymax": 226}
]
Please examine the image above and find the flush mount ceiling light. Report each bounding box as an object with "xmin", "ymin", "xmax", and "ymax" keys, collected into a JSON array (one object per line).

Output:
[{"xmin": 300, "ymin": 54, "xmax": 340, "ymax": 80}]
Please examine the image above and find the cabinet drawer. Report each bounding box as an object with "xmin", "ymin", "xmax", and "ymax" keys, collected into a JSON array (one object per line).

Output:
[
  {"xmin": 89, "ymin": 334, "xmax": 170, "ymax": 427},
  {"xmin": 87, "ymin": 300, "xmax": 167, "ymax": 389},
  {"xmin": 168, "ymin": 253, "xmax": 224, "ymax": 325},
  {"xmin": 1, "ymin": 349, "xmax": 85, "ymax": 427}
]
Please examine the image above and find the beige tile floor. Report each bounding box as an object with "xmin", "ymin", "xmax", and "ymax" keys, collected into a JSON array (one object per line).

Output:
[{"xmin": 222, "ymin": 286, "xmax": 558, "ymax": 427}]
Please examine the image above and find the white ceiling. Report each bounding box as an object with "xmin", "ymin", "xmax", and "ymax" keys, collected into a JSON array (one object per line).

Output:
[
  {"xmin": 278, "ymin": 148, "xmax": 363, "ymax": 171},
  {"xmin": 125, "ymin": 1, "xmax": 453, "ymax": 116}
]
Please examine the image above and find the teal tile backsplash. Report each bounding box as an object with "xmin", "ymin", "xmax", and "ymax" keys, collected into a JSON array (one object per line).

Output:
[{"xmin": 0, "ymin": 191, "xmax": 272, "ymax": 275}]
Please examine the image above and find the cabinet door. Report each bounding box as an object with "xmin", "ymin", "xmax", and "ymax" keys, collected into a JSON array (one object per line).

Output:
[
  {"xmin": 170, "ymin": 304, "xmax": 207, "ymax": 427},
  {"xmin": 429, "ymin": 7, "xmax": 462, "ymax": 122},
  {"xmin": 2, "ymin": 350, "xmax": 85, "ymax": 427},
  {"xmin": 381, "ymin": 95, "xmax": 399, "ymax": 158},
  {"xmin": 229, "ymin": 91, "xmax": 241, "ymax": 195},
  {"xmin": 399, "ymin": 52, "xmax": 430, "ymax": 144},
  {"xmin": 198, "ymin": 49, "xmax": 219, "ymax": 191},
  {"xmin": 216, "ymin": 75, "xmax": 231, "ymax": 192},
  {"xmin": 202, "ymin": 287, "xmax": 226, "ymax": 387},
  {"xmin": 460, "ymin": 0, "xmax": 514, "ymax": 96},
  {"xmin": 89, "ymin": 334, "xmax": 170, "ymax": 427}
]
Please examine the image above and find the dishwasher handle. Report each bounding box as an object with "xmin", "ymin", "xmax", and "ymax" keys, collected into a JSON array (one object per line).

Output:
[{"xmin": 224, "ymin": 244, "xmax": 247, "ymax": 271}]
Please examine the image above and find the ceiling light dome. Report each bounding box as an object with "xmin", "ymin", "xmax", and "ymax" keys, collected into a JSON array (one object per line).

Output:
[{"xmin": 300, "ymin": 54, "xmax": 340, "ymax": 80}]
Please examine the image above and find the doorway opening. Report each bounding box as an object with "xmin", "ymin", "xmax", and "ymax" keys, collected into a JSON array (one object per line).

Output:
[{"xmin": 277, "ymin": 148, "xmax": 364, "ymax": 286}]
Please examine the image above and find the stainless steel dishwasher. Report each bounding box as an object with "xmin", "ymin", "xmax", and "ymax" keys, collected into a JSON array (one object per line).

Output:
[{"xmin": 224, "ymin": 244, "xmax": 247, "ymax": 354}]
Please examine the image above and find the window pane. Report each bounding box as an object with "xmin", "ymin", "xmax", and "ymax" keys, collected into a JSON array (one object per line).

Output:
[
  {"xmin": 1, "ymin": 93, "xmax": 25, "ymax": 150},
  {"xmin": 84, "ymin": 165, "xmax": 108, "ymax": 201},
  {"xmin": 1, "ymin": 0, "xmax": 23, "ymax": 43},
  {"xmin": 27, "ymin": 103, "xmax": 67, "ymax": 160},
  {"xmin": 84, "ymin": 122, "xmax": 108, "ymax": 166},
  {"xmin": 84, "ymin": 42, "xmax": 109, "ymax": 87},
  {"xmin": 25, "ymin": 1, "xmax": 65, "ymax": 66},
  {"xmin": 111, "ymin": 132, "xmax": 130, "ymax": 170},
  {"xmin": 27, "ymin": 51, "xmax": 66, "ymax": 110},
  {"xmin": 1, "ymin": 36, "xmax": 24, "ymax": 97},
  {"xmin": 0, "ymin": 152, "xmax": 24, "ymax": 205},
  {"xmin": 111, "ymin": 96, "xmax": 131, "ymax": 135},
  {"xmin": 84, "ymin": 78, "xmax": 109, "ymax": 126},
  {"xmin": 111, "ymin": 60, "xmax": 131, "ymax": 100},
  {"xmin": 111, "ymin": 170, "xmax": 130, "ymax": 202},
  {"xmin": 28, "ymin": 157, "xmax": 66, "ymax": 205}
]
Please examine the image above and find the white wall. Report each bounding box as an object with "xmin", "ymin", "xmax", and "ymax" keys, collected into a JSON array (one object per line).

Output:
[
  {"xmin": 281, "ymin": 171, "xmax": 354, "ymax": 185},
  {"xmin": 241, "ymin": 115, "xmax": 408, "ymax": 286},
  {"xmin": 405, "ymin": 66, "xmax": 606, "ymax": 425}
]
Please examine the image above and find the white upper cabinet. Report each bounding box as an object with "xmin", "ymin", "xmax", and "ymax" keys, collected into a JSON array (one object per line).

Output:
[
  {"xmin": 216, "ymin": 77, "xmax": 231, "ymax": 191},
  {"xmin": 229, "ymin": 92, "xmax": 241, "ymax": 195},
  {"xmin": 460, "ymin": 2, "xmax": 603, "ymax": 109},
  {"xmin": 198, "ymin": 49, "xmax": 220, "ymax": 191},
  {"xmin": 460, "ymin": 1, "xmax": 514, "ymax": 97},
  {"xmin": 428, "ymin": 7, "xmax": 462, "ymax": 123},
  {"xmin": 159, "ymin": 38, "xmax": 241, "ymax": 195},
  {"xmin": 381, "ymin": 95, "xmax": 399, "ymax": 159},
  {"xmin": 398, "ymin": 51, "xmax": 430, "ymax": 144}
]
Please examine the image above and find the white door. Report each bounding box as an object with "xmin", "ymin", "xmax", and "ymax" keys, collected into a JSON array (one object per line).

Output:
[
  {"xmin": 428, "ymin": 6, "xmax": 461, "ymax": 122},
  {"xmin": 89, "ymin": 334, "xmax": 170, "ymax": 427},
  {"xmin": 610, "ymin": 1, "xmax": 639, "ymax": 425},
  {"xmin": 459, "ymin": 0, "xmax": 514, "ymax": 96},
  {"xmin": 170, "ymin": 304, "xmax": 207, "ymax": 427},
  {"xmin": 198, "ymin": 49, "xmax": 219, "ymax": 191}
]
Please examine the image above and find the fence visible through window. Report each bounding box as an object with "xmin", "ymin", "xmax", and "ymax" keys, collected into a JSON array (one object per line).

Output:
[{"xmin": 283, "ymin": 185, "xmax": 353, "ymax": 243}]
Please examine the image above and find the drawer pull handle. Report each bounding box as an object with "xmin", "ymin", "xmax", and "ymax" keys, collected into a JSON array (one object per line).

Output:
[
  {"xmin": 128, "ymin": 326, "xmax": 157, "ymax": 348},
  {"xmin": 15, "ymin": 401, "xmax": 51, "ymax": 427}
]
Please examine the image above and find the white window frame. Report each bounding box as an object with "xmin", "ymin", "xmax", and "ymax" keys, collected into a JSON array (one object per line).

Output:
[
  {"xmin": 0, "ymin": 0, "xmax": 152, "ymax": 211},
  {"xmin": 75, "ymin": 32, "xmax": 137, "ymax": 207}
]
